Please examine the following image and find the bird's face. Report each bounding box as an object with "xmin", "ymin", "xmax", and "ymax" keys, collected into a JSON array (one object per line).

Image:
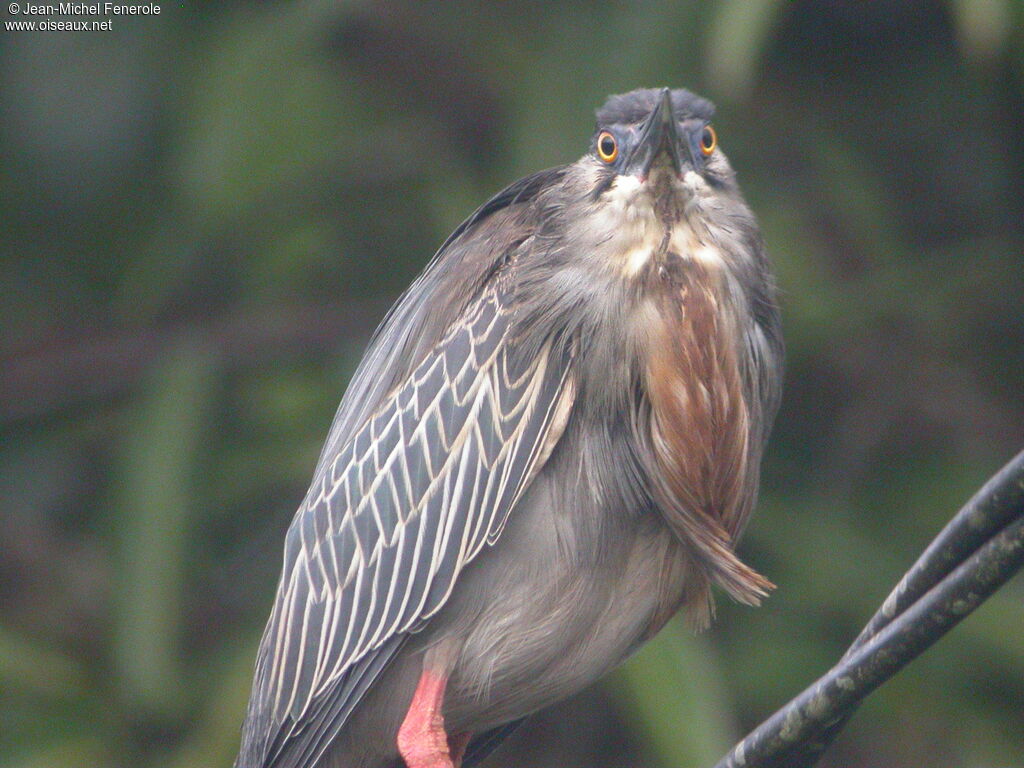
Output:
[
  {"xmin": 591, "ymin": 87, "xmax": 720, "ymax": 187},
  {"xmin": 562, "ymin": 87, "xmax": 749, "ymax": 282}
]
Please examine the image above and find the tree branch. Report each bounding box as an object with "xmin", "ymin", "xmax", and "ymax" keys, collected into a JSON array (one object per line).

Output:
[
  {"xmin": 712, "ymin": 449, "xmax": 1024, "ymax": 768},
  {"xmin": 0, "ymin": 299, "xmax": 388, "ymax": 425}
]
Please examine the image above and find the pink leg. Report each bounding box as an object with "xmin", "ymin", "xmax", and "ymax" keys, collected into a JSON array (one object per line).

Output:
[{"xmin": 397, "ymin": 668, "xmax": 470, "ymax": 768}]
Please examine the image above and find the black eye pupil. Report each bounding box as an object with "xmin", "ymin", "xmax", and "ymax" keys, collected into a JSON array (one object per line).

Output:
[
  {"xmin": 600, "ymin": 136, "xmax": 615, "ymax": 156},
  {"xmin": 701, "ymin": 129, "xmax": 713, "ymax": 148}
]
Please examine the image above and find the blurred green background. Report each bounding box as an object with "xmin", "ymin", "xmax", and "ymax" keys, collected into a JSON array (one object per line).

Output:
[{"xmin": 2, "ymin": 2, "xmax": 1023, "ymax": 767}]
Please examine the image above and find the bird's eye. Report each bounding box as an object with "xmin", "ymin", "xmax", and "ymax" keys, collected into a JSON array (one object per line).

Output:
[
  {"xmin": 699, "ymin": 125, "xmax": 717, "ymax": 156},
  {"xmin": 597, "ymin": 131, "xmax": 619, "ymax": 163}
]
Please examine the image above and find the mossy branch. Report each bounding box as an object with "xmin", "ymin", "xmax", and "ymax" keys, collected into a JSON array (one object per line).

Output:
[{"xmin": 713, "ymin": 449, "xmax": 1024, "ymax": 768}]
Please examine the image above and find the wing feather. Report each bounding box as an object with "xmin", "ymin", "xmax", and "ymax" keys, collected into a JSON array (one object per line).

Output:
[{"xmin": 239, "ymin": 280, "xmax": 576, "ymax": 768}]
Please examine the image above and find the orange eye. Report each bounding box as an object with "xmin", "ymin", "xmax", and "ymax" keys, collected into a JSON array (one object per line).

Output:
[
  {"xmin": 597, "ymin": 131, "xmax": 618, "ymax": 163},
  {"xmin": 699, "ymin": 125, "xmax": 717, "ymax": 156}
]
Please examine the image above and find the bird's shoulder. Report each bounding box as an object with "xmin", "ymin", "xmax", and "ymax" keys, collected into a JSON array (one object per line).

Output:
[{"xmin": 308, "ymin": 164, "xmax": 570, "ymax": 477}]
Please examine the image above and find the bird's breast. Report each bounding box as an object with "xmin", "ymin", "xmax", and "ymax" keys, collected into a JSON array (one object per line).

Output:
[{"xmin": 641, "ymin": 249, "xmax": 753, "ymax": 539}]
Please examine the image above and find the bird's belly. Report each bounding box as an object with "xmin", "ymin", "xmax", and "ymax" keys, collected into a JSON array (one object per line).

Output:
[{"xmin": 426, "ymin": 473, "xmax": 687, "ymax": 734}]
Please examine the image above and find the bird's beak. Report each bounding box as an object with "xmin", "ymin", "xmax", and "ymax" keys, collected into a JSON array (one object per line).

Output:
[{"xmin": 625, "ymin": 88, "xmax": 684, "ymax": 180}]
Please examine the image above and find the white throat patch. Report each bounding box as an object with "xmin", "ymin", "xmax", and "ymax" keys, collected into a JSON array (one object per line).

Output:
[{"xmin": 601, "ymin": 171, "xmax": 725, "ymax": 277}]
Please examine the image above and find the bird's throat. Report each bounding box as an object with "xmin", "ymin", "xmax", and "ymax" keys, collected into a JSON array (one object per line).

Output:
[{"xmin": 607, "ymin": 170, "xmax": 722, "ymax": 280}]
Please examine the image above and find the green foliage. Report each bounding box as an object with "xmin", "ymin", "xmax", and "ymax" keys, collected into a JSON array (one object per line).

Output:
[{"xmin": 1, "ymin": 2, "xmax": 1021, "ymax": 767}]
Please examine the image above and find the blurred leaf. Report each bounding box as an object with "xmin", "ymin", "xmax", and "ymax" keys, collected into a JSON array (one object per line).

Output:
[
  {"xmin": 609, "ymin": 619, "xmax": 738, "ymax": 767},
  {"xmin": 111, "ymin": 340, "xmax": 218, "ymax": 718},
  {"xmin": 0, "ymin": 625, "xmax": 88, "ymax": 701},
  {"xmin": 162, "ymin": 638, "xmax": 260, "ymax": 768},
  {"xmin": 5, "ymin": 737, "xmax": 109, "ymax": 768},
  {"xmin": 949, "ymin": 0, "xmax": 1013, "ymax": 63},
  {"xmin": 175, "ymin": 4, "xmax": 359, "ymax": 226},
  {"xmin": 704, "ymin": 0, "xmax": 786, "ymax": 100}
]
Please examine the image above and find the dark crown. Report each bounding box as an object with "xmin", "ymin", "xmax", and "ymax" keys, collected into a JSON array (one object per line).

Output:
[{"xmin": 596, "ymin": 88, "xmax": 715, "ymax": 127}]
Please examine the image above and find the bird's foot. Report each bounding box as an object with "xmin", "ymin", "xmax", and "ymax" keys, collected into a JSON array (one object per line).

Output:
[{"xmin": 397, "ymin": 668, "xmax": 469, "ymax": 768}]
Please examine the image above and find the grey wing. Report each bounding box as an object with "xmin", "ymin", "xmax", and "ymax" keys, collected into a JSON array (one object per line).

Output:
[{"xmin": 238, "ymin": 282, "xmax": 576, "ymax": 768}]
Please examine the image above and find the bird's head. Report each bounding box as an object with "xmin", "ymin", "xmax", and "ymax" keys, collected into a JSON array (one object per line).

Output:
[
  {"xmin": 554, "ymin": 87, "xmax": 752, "ymax": 281},
  {"xmin": 590, "ymin": 86, "xmax": 720, "ymax": 185}
]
